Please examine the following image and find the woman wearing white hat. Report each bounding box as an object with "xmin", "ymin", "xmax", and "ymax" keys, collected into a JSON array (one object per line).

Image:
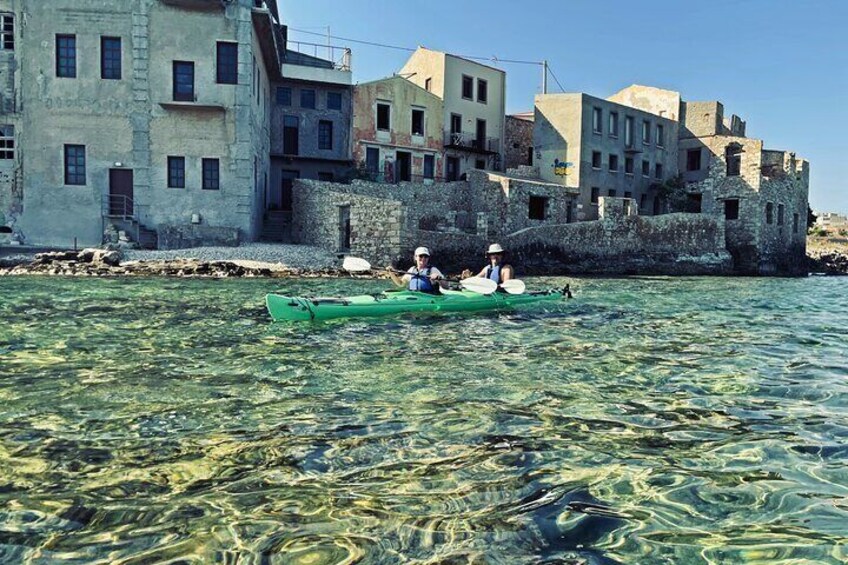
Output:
[
  {"xmin": 462, "ymin": 243, "xmax": 514, "ymax": 288},
  {"xmin": 388, "ymin": 246, "xmax": 445, "ymax": 294}
]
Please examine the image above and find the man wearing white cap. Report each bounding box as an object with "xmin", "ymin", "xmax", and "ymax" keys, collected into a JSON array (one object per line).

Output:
[
  {"xmin": 388, "ymin": 246, "xmax": 445, "ymax": 293},
  {"xmin": 462, "ymin": 243, "xmax": 514, "ymax": 287}
]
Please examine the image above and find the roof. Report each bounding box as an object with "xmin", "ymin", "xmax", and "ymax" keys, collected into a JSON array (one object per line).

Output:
[
  {"xmin": 412, "ymin": 46, "xmax": 506, "ymax": 75},
  {"xmin": 355, "ymin": 75, "xmax": 443, "ymax": 101}
]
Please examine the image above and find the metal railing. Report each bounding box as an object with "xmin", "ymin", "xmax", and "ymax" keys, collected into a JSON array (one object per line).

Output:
[
  {"xmin": 286, "ymin": 41, "xmax": 352, "ymax": 71},
  {"xmin": 104, "ymin": 194, "xmax": 134, "ymax": 219},
  {"xmin": 443, "ymin": 131, "xmax": 500, "ymax": 153}
]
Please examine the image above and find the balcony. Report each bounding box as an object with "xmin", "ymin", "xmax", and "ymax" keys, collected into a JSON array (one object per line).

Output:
[
  {"xmin": 444, "ymin": 131, "xmax": 500, "ymax": 155},
  {"xmin": 160, "ymin": 0, "xmax": 223, "ymax": 10},
  {"xmin": 282, "ymin": 41, "xmax": 352, "ymax": 86}
]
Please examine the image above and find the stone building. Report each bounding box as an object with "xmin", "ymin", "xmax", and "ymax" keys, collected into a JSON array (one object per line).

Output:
[
  {"xmin": 503, "ymin": 112, "xmax": 534, "ymax": 171},
  {"xmin": 399, "ymin": 47, "xmax": 506, "ymax": 180},
  {"xmin": 0, "ymin": 2, "xmax": 19, "ymax": 236},
  {"xmin": 352, "ymin": 75, "xmax": 444, "ymax": 183},
  {"xmin": 267, "ymin": 25, "xmax": 353, "ymax": 241},
  {"xmin": 613, "ymin": 85, "xmax": 810, "ymax": 274},
  {"xmin": 533, "ymin": 92, "xmax": 679, "ymax": 221},
  {"xmin": 0, "ymin": 0, "xmax": 282, "ymax": 248}
]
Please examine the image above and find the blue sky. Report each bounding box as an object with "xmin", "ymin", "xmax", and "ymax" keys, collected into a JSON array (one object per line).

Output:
[{"xmin": 277, "ymin": 0, "xmax": 847, "ymax": 213}]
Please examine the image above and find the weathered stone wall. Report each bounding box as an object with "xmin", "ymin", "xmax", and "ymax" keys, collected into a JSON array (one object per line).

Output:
[
  {"xmin": 158, "ymin": 224, "xmax": 240, "ymax": 249},
  {"xmin": 504, "ymin": 115, "xmax": 534, "ymax": 171},
  {"xmin": 502, "ymin": 213, "xmax": 732, "ymax": 275}
]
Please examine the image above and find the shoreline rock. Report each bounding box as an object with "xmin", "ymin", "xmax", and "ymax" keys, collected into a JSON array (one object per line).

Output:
[{"xmin": 807, "ymin": 250, "xmax": 848, "ymax": 275}]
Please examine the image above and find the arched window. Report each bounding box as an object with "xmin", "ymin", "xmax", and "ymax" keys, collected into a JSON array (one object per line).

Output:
[
  {"xmin": 765, "ymin": 202, "xmax": 774, "ymax": 224},
  {"xmin": 725, "ymin": 143, "xmax": 742, "ymax": 176}
]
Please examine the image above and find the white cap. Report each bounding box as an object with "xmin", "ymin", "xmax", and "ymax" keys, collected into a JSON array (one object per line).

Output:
[
  {"xmin": 414, "ymin": 246, "xmax": 431, "ymax": 257},
  {"xmin": 486, "ymin": 243, "xmax": 505, "ymax": 255}
]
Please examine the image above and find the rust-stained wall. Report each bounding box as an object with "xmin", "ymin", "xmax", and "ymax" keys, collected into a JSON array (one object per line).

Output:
[{"xmin": 352, "ymin": 76, "xmax": 443, "ymax": 181}]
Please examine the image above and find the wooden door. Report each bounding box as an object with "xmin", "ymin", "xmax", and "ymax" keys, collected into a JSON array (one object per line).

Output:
[{"xmin": 109, "ymin": 169, "xmax": 133, "ymax": 216}]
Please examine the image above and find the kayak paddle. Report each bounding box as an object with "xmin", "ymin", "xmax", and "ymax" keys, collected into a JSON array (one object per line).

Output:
[
  {"xmin": 500, "ymin": 279, "xmax": 526, "ymax": 295},
  {"xmin": 342, "ymin": 255, "xmax": 499, "ymax": 294}
]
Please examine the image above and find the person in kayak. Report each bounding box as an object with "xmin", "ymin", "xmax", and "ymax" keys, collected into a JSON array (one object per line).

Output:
[
  {"xmin": 462, "ymin": 243, "xmax": 514, "ymax": 288},
  {"xmin": 388, "ymin": 246, "xmax": 445, "ymax": 294}
]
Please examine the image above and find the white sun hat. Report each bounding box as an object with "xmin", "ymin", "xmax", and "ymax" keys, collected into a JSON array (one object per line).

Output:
[
  {"xmin": 414, "ymin": 246, "xmax": 431, "ymax": 257},
  {"xmin": 486, "ymin": 243, "xmax": 505, "ymax": 255}
]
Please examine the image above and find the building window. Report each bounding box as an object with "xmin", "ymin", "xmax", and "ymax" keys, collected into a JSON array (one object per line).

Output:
[
  {"xmin": 424, "ymin": 154, "xmax": 435, "ymax": 179},
  {"xmin": 608, "ymin": 189, "xmax": 617, "ymax": 197},
  {"xmin": 640, "ymin": 194, "xmax": 647, "ymax": 210},
  {"xmin": 726, "ymin": 143, "xmax": 742, "ymax": 176},
  {"xmin": 477, "ymin": 78, "xmax": 488, "ymax": 103},
  {"xmin": 642, "ymin": 120, "xmax": 651, "ymax": 144},
  {"xmin": 609, "ymin": 111, "xmax": 618, "ymax": 137},
  {"xmin": 167, "ymin": 156, "xmax": 185, "ymax": 188},
  {"xmin": 173, "ymin": 61, "xmax": 195, "ymax": 101},
  {"xmin": 642, "ymin": 160, "xmax": 650, "ymax": 177},
  {"xmin": 725, "ymin": 199, "xmax": 739, "ymax": 220},
  {"xmin": 655, "ymin": 163, "xmax": 663, "ymax": 179},
  {"xmin": 377, "ymin": 102, "xmax": 390, "ymax": 131},
  {"xmin": 202, "ymin": 158, "xmax": 220, "ymax": 190},
  {"xmin": 318, "ymin": 120, "xmax": 333, "ymax": 150},
  {"xmin": 327, "ymin": 91, "xmax": 342, "ymax": 110},
  {"xmin": 624, "ymin": 191, "xmax": 632, "ymax": 199},
  {"xmin": 64, "ymin": 145, "xmax": 86, "ymax": 185},
  {"xmin": 527, "ymin": 146, "xmax": 534, "ymax": 166},
  {"xmin": 56, "ymin": 35, "xmax": 77, "ymax": 78},
  {"xmin": 475, "ymin": 158, "xmax": 485, "ymax": 170},
  {"xmin": 624, "ymin": 116, "xmax": 634, "ymax": 147},
  {"xmin": 625, "ymin": 157, "xmax": 634, "ymax": 175},
  {"xmin": 318, "ymin": 172, "xmax": 334, "ymax": 182},
  {"xmin": 424, "ymin": 77, "xmax": 432, "ymax": 92},
  {"xmin": 609, "ymin": 154, "xmax": 618, "ymax": 172},
  {"xmin": 1, "ymin": 13, "xmax": 14, "ymax": 51},
  {"xmin": 462, "ymin": 75, "xmax": 473, "ymax": 99},
  {"xmin": 276, "ymin": 86, "xmax": 291, "ymax": 106},
  {"xmin": 283, "ymin": 115, "xmax": 299, "ymax": 155},
  {"xmin": 411, "ymin": 108, "xmax": 425, "ymax": 136},
  {"xmin": 766, "ymin": 202, "xmax": 774, "ymax": 224},
  {"xmin": 592, "ymin": 107, "xmax": 602, "ymax": 134},
  {"xmin": 528, "ymin": 195, "xmax": 547, "ymax": 220},
  {"xmin": 687, "ymin": 148, "xmax": 701, "ymax": 171},
  {"xmin": 101, "ymin": 37, "xmax": 121, "ymax": 80},
  {"xmin": 778, "ymin": 203, "xmax": 785, "ymax": 226},
  {"xmin": 656, "ymin": 124, "xmax": 665, "ymax": 147},
  {"xmin": 216, "ymin": 42, "xmax": 238, "ymax": 84},
  {"xmin": 793, "ymin": 213, "xmax": 799, "ymax": 233},
  {"xmin": 592, "ymin": 151, "xmax": 602, "ymax": 169},
  {"xmin": 591, "ymin": 187, "xmax": 599, "ymax": 204},
  {"xmin": 301, "ymin": 89, "xmax": 316, "ymax": 109},
  {"xmin": 0, "ymin": 125, "xmax": 14, "ymax": 160}
]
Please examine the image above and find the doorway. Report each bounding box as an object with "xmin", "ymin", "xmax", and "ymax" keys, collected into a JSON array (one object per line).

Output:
[
  {"xmin": 396, "ymin": 151, "xmax": 411, "ymax": 182},
  {"xmin": 338, "ymin": 205, "xmax": 351, "ymax": 251},
  {"xmin": 109, "ymin": 168, "xmax": 133, "ymax": 216}
]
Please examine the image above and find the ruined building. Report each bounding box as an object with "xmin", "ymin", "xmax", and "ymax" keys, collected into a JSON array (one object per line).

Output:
[
  {"xmin": 399, "ymin": 47, "xmax": 506, "ymax": 180},
  {"xmin": 611, "ymin": 85, "xmax": 809, "ymax": 274},
  {"xmin": 352, "ymin": 75, "xmax": 444, "ymax": 183},
  {"xmin": 0, "ymin": 0, "xmax": 282, "ymax": 248}
]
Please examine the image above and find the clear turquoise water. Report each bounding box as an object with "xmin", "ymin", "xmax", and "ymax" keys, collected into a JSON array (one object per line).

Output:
[{"xmin": 1, "ymin": 275, "xmax": 847, "ymax": 564}]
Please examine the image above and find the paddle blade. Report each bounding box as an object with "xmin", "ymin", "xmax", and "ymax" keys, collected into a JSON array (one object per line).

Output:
[
  {"xmin": 459, "ymin": 277, "xmax": 498, "ymax": 295},
  {"xmin": 342, "ymin": 256, "xmax": 372, "ymax": 273},
  {"xmin": 501, "ymin": 279, "xmax": 526, "ymax": 295}
]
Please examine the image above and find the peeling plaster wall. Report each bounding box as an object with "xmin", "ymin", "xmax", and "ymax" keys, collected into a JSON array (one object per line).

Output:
[{"xmin": 352, "ymin": 76, "xmax": 444, "ymax": 180}]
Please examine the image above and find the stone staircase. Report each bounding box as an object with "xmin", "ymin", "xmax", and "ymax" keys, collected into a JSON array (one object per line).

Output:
[
  {"xmin": 102, "ymin": 194, "xmax": 158, "ymax": 249},
  {"xmin": 261, "ymin": 210, "xmax": 291, "ymax": 243}
]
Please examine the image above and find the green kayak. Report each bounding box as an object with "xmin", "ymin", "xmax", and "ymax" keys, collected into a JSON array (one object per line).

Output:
[{"xmin": 266, "ymin": 286, "xmax": 570, "ymax": 322}]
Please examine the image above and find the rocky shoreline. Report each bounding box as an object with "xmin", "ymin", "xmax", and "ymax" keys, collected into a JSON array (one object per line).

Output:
[
  {"xmin": 0, "ymin": 247, "xmax": 351, "ymax": 279},
  {"xmin": 2, "ymin": 245, "xmax": 847, "ymax": 278},
  {"xmin": 807, "ymin": 250, "xmax": 848, "ymax": 275}
]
